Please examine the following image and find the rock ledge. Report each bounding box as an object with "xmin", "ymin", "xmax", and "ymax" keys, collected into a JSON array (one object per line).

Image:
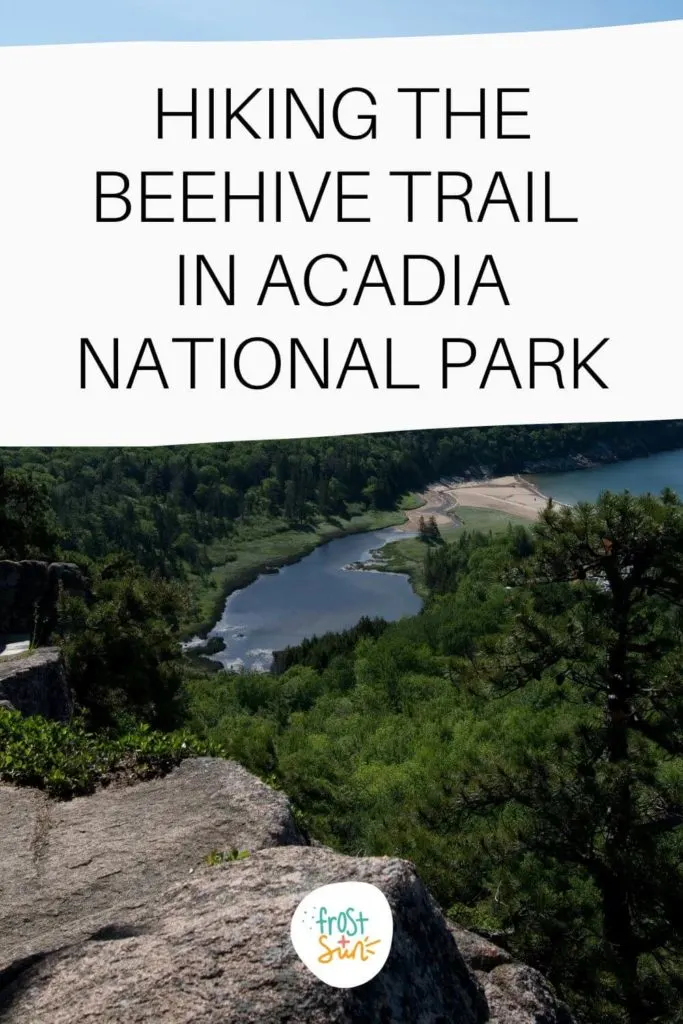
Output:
[{"xmin": 0, "ymin": 757, "xmax": 574, "ymax": 1024}]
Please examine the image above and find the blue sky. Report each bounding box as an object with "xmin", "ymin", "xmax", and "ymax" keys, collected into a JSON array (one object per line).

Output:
[{"xmin": 0, "ymin": 0, "xmax": 682, "ymax": 45}]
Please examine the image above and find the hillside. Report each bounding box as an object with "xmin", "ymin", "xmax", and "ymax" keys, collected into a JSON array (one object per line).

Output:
[
  {"xmin": 3, "ymin": 420, "xmax": 683, "ymax": 634},
  {"xmin": 2, "ymin": 431, "xmax": 683, "ymax": 1022}
]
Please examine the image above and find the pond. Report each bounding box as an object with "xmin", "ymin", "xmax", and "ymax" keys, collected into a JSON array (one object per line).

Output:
[{"xmin": 209, "ymin": 527, "xmax": 422, "ymax": 671}]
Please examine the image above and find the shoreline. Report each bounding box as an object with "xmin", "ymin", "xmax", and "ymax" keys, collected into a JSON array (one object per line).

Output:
[
  {"xmin": 399, "ymin": 473, "xmax": 559, "ymax": 530},
  {"xmin": 448, "ymin": 473, "xmax": 555, "ymax": 521},
  {"xmin": 182, "ymin": 510, "xmax": 407, "ymax": 640},
  {"xmin": 184, "ymin": 442, "xmax": 683, "ymax": 647},
  {"xmin": 185, "ymin": 475, "xmax": 563, "ymax": 643}
]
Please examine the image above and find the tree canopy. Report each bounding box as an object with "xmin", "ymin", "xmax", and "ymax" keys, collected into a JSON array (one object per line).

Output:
[{"xmin": 186, "ymin": 491, "xmax": 683, "ymax": 1023}]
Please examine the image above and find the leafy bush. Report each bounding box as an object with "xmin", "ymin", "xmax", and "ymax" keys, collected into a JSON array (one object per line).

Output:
[{"xmin": 0, "ymin": 710, "xmax": 218, "ymax": 799}]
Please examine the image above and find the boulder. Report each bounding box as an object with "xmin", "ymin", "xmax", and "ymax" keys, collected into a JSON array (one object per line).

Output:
[
  {"xmin": 480, "ymin": 964, "xmax": 575, "ymax": 1024},
  {"xmin": 447, "ymin": 925, "xmax": 575, "ymax": 1024},
  {"xmin": 47, "ymin": 562, "xmax": 89, "ymax": 601},
  {"xmin": 0, "ymin": 758, "xmax": 306, "ymax": 972},
  {"xmin": 2, "ymin": 847, "xmax": 490, "ymax": 1024},
  {"xmin": 0, "ymin": 758, "xmax": 574, "ymax": 1024},
  {"xmin": 447, "ymin": 922, "xmax": 513, "ymax": 972},
  {"xmin": 0, "ymin": 647, "xmax": 72, "ymax": 721}
]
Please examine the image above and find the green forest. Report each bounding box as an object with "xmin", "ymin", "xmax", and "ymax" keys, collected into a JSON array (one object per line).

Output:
[
  {"xmin": 2, "ymin": 422, "xmax": 683, "ymax": 1023},
  {"xmin": 3, "ymin": 419, "xmax": 683, "ymax": 634}
]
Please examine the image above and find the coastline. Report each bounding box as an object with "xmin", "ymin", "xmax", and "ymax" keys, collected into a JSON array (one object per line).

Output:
[
  {"xmin": 447, "ymin": 473, "xmax": 557, "ymax": 521},
  {"xmin": 362, "ymin": 476, "xmax": 555, "ymax": 598},
  {"xmin": 186, "ymin": 474, "xmax": 565, "ymax": 642},
  {"xmin": 190, "ymin": 443, "xmax": 683, "ymax": 648},
  {"xmin": 398, "ymin": 473, "xmax": 558, "ymax": 531}
]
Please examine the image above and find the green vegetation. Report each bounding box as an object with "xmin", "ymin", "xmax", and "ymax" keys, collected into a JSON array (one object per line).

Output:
[
  {"xmin": 204, "ymin": 848, "xmax": 250, "ymax": 865},
  {"xmin": 397, "ymin": 491, "xmax": 425, "ymax": 510},
  {"xmin": 417, "ymin": 514, "xmax": 443, "ymax": 543},
  {"xmin": 371, "ymin": 509, "xmax": 525, "ymax": 596},
  {"xmin": 271, "ymin": 616, "xmax": 389, "ymax": 676},
  {"xmin": 185, "ymin": 507, "xmax": 404, "ymax": 636},
  {"xmin": 369, "ymin": 534, "xmax": 437, "ymax": 595},
  {"xmin": 0, "ymin": 463, "xmax": 58, "ymax": 560},
  {"xmin": 3, "ymin": 420, "xmax": 683, "ymax": 632},
  {"xmin": 4, "ymin": 425, "xmax": 683, "ymax": 1022},
  {"xmin": 56, "ymin": 559, "xmax": 189, "ymax": 731},
  {"xmin": 185, "ymin": 496, "xmax": 683, "ymax": 1024},
  {"xmin": 0, "ymin": 711, "xmax": 212, "ymax": 799},
  {"xmin": 454, "ymin": 506, "xmax": 529, "ymax": 533}
]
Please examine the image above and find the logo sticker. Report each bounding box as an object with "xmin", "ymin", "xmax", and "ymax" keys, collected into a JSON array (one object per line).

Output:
[{"xmin": 290, "ymin": 880, "xmax": 394, "ymax": 988}]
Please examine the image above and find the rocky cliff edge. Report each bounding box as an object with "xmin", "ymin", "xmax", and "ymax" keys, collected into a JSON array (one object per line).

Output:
[{"xmin": 0, "ymin": 757, "xmax": 574, "ymax": 1024}]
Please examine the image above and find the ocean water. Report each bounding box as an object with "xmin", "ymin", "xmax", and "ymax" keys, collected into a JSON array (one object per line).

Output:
[{"xmin": 532, "ymin": 448, "xmax": 683, "ymax": 505}]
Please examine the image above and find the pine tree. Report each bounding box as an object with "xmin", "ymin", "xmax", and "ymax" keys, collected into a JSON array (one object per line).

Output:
[
  {"xmin": 428, "ymin": 515, "xmax": 441, "ymax": 541},
  {"xmin": 466, "ymin": 492, "xmax": 683, "ymax": 1022}
]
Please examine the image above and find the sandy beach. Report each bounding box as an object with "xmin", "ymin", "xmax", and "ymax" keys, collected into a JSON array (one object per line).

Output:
[{"xmin": 398, "ymin": 475, "xmax": 551, "ymax": 531}]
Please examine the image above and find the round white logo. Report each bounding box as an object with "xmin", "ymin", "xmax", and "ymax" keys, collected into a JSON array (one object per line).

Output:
[{"xmin": 290, "ymin": 880, "xmax": 394, "ymax": 988}]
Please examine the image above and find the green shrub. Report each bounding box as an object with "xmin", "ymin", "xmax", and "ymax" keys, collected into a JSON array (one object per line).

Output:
[{"xmin": 0, "ymin": 710, "xmax": 219, "ymax": 799}]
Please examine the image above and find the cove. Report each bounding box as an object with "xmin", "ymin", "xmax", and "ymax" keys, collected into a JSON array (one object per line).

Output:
[{"xmin": 209, "ymin": 527, "xmax": 422, "ymax": 672}]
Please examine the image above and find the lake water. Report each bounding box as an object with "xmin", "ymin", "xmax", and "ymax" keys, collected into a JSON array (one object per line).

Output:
[
  {"xmin": 533, "ymin": 447, "xmax": 683, "ymax": 505},
  {"xmin": 209, "ymin": 447, "xmax": 683, "ymax": 673},
  {"xmin": 209, "ymin": 528, "xmax": 422, "ymax": 672}
]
